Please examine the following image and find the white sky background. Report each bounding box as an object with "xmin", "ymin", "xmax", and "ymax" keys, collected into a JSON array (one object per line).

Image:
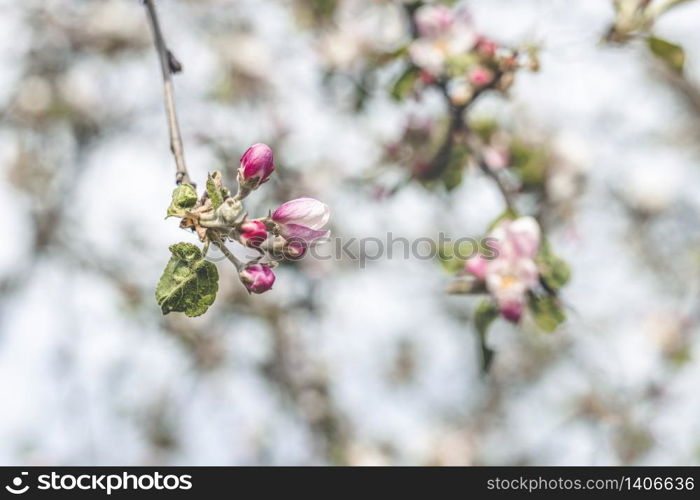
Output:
[{"xmin": 0, "ymin": 0, "xmax": 699, "ymax": 465}]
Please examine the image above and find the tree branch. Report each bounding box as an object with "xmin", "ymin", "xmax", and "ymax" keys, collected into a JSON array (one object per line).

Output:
[
  {"xmin": 467, "ymin": 134, "xmax": 517, "ymax": 213},
  {"xmin": 417, "ymin": 70, "xmax": 505, "ymax": 181},
  {"xmin": 143, "ymin": 0, "xmax": 193, "ymax": 187}
]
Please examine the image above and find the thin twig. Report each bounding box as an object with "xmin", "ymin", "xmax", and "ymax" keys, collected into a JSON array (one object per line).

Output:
[
  {"xmin": 417, "ymin": 70, "xmax": 505, "ymax": 181},
  {"xmin": 472, "ymin": 146, "xmax": 517, "ymax": 213},
  {"xmin": 662, "ymin": 67, "xmax": 700, "ymax": 116},
  {"xmin": 209, "ymin": 232, "xmax": 243, "ymax": 271},
  {"xmin": 143, "ymin": 0, "xmax": 193, "ymax": 187}
]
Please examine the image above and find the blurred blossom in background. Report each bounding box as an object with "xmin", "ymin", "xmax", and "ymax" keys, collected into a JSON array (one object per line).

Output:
[{"xmin": 0, "ymin": 0, "xmax": 699, "ymax": 465}]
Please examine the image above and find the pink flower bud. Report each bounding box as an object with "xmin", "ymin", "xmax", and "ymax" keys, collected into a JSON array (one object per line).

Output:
[
  {"xmin": 239, "ymin": 264, "xmax": 275, "ymax": 294},
  {"xmin": 239, "ymin": 220, "xmax": 267, "ymax": 249},
  {"xmin": 500, "ymin": 299, "xmax": 524, "ymax": 323},
  {"xmin": 284, "ymin": 239, "xmax": 307, "ymax": 259},
  {"xmin": 465, "ymin": 254, "xmax": 488, "ymax": 280},
  {"xmin": 239, "ymin": 143, "xmax": 274, "ymax": 188},
  {"xmin": 272, "ymin": 197, "xmax": 330, "ymax": 242},
  {"xmin": 475, "ymin": 37, "xmax": 498, "ymax": 59},
  {"xmin": 483, "ymin": 146, "xmax": 510, "ymax": 170},
  {"xmin": 469, "ymin": 66, "xmax": 494, "ymax": 87},
  {"xmin": 419, "ymin": 69, "xmax": 437, "ymax": 85}
]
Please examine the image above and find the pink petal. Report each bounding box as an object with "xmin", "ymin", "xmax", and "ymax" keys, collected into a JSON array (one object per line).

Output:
[{"xmin": 280, "ymin": 223, "xmax": 329, "ymax": 242}]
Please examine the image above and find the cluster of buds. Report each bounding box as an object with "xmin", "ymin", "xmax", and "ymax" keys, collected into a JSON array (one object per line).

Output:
[
  {"xmin": 167, "ymin": 143, "xmax": 330, "ymax": 295},
  {"xmin": 606, "ymin": 0, "xmax": 656, "ymax": 42},
  {"xmin": 406, "ymin": 3, "xmax": 534, "ymax": 106},
  {"xmin": 464, "ymin": 216, "xmax": 541, "ymax": 322}
]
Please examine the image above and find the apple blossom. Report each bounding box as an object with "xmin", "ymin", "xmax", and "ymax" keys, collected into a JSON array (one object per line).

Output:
[
  {"xmin": 469, "ymin": 66, "xmax": 494, "ymax": 87},
  {"xmin": 466, "ymin": 216, "xmax": 542, "ymax": 322},
  {"xmin": 490, "ymin": 216, "xmax": 541, "ymax": 261},
  {"xmin": 414, "ymin": 4, "xmax": 453, "ymax": 39},
  {"xmin": 272, "ymin": 197, "xmax": 330, "ymax": 243},
  {"xmin": 475, "ymin": 36, "xmax": 498, "ymax": 59},
  {"xmin": 465, "ymin": 254, "xmax": 488, "ymax": 280},
  {"xmin": 238, "ymin": 143, "xmax": 274, "ymax": 189},
  {"xmin": 239, "ymin": 220, "xmax": 267, "ymax": 248},
  {"xmin": 407, "ymin": 4, "xmax": 477, "ymax": 78},
  {"xmin": 239, "ymin": 263, "xmax": 276, "ymax": 294}
]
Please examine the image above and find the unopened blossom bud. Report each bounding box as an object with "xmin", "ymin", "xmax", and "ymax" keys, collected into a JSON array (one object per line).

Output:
[
  {"xmin": 475, "ymin": 37, "xmax": 498, "ymax": 59},
  {"xmin": 239, "ymin": 220, "xmax": 267, "ymax": 248},
  {"xmin": 284, "ymin": 239, "xmax": 307, "ymax": 259},
  {"xmin": 496, "ymin": 72, "xmax": 515, "ymax": 93},
  {"xmin": 483, "ymin": 146, "xmax": 510, "ymax": 170},
  {"xmin": 496, "ymin": 48, "xmax": 519, "ymax": 71},
  {"xmin": 469, "ymin": 66, "xmax": 494, "ymax": 87},
  {"xmin": 419, "ymin": 70, "xmax": 436, "ymax": 86},
  {"xmin": 272, "ymin": 197, "xmax": 330, "ymax": 243},
  {"xmin": 500, "ymin": 299, "xmax": 524, "ymax": 323},
  {"xmin": 239, "ymin": 264, "xmax": 275, "ymax": 294},
  {"xmin": 238, "ymin": 143, "xmax": 274, "ymax": 190},
  {"xmin": 465, "ymin": 254, "xmax": 488, "ymax": 280}
]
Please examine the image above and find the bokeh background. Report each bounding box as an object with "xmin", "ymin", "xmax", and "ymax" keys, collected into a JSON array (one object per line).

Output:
[{"xmin": 1, "ymin": 0, "xmax": 700, "ymax": 465}]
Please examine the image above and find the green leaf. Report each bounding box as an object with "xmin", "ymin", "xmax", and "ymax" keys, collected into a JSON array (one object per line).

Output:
[
  {"xmin": 446, "ymin": 279, "xmax": 487, "ymax": 295},
  {"xmin": 155, "ymin": 243, "xmax": 219, "ymax": 317},
  {"xmin": 648, "ymin": 36, "xmax": 685, "ymax": 74},
  {"xmin": 441, "ymin": 146, "xmax": 468, "ymax": 191},
  {"xmin": 206, "ymin": 171, "xmax": 225, "ymax": 209},
  {"xmin": 469, "ymin": 118, "xmax": 500, "ymax": 141},
  {"xmin": 445, "ymin": 53, "xmax": 479, "ymax": 78},
  {"xmin": 528, "ymin": 293, "xmax": 566, "ymax": 332},
  {"xmin": 474, "ymin": 299, "xmax": 499, "ymax": 372},
  {"xmin": 510, "ymin": 140, "xmax": 548, "ymax": 189},
  {"xmin": 309, "ymin": 0, "xmax": 339, "ymax": 22},
  {"xmin": 390, "ymin": 66, "xmax": 420, "ymax": 101},
  {"xmin": 536, "ymin": 240, "xmax": 571, "ymax": 292},
  {"xmin": 166, "ymin": 184, "xmax": 197, "ymax": 218}
]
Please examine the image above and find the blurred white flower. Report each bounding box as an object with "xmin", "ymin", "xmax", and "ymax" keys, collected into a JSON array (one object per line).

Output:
[
  {"xmin": 465, "ymin": 217, "xmax": 541, "ymax": 322},
  {"xmin": 85, "ymin": 0, "xmax": 149, "ymax": 45},
  {"xmin": 624, "ymin": 166, "xmax": 678, "ymax": 214},
  {"xmin": 319, "ymin": 30, "xmax": 363, "ymax": 70},
  {"xmin": 16, "ymin": 76, "xmax": 52, "ymax": 116},
  {"xmin": 216, "ymin": 33, "xmax": 272, "ymax": 79},
  {"xmin": 409, "ymin": 38, "xmax": 447, "ymax": 76},
  {"xmin": 408, "ymin": 4, "xmax": 477, "ymax": 77},
  {"xmin": 58, "ymin": 65, "xmax": 102, "ymax": 118}
]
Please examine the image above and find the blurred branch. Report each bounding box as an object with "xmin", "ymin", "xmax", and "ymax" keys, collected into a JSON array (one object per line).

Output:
[
  {"xmin": 662, "ymin": 68, "xmax": 700, "ymax": 116},
  {"xmin": 143, "ymin": 0, "xmax": 193, "ymax": 187},
  {"xmin": 466, "ymin": 133, "xmax": 517, "ymax": 213},
  {"xmin": 418, "ymin": 102, "xmax": 466, "ymax": 181},
  {"xmin": 418, "ymin": 70, "xmax": 506, "ymax": 181}
]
